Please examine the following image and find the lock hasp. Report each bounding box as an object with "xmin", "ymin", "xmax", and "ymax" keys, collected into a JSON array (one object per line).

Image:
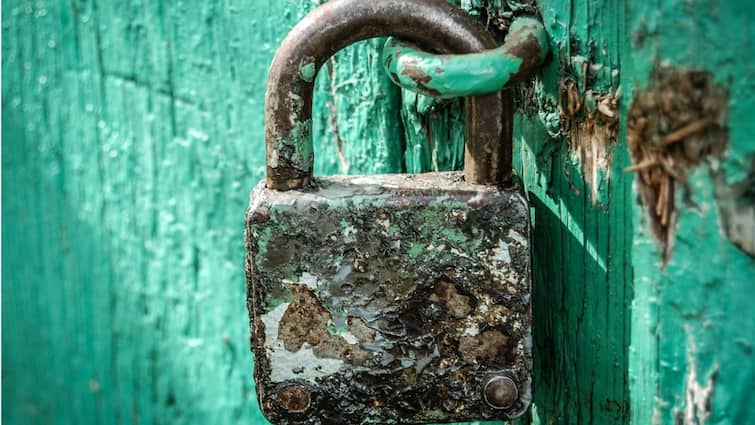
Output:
[{"xmin": 245, "ymin": 172, "xmax": 532, "ymax": 424}]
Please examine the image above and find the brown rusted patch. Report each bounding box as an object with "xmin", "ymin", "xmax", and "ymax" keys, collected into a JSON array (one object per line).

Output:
[
  {"xmin": 400, "ymin": 60, "xmax": 432, "ymax": 84},
  {"xmin": 458, "ymin": 329, "xmax": 509, "ymax": 365},
  {"xmin": 503, "ymin": 25, "xmax": 548, "ymax": 85},
  {"xmin": 348, "ymin": 316, "xmax": 377, "ymax": 341},
  {"xmin": 428, "ymin": 280, "xmax": 472, "ymax": 318},
  {"xmin": 277, "ymin": 385, "xmax": 311, "ymax": 413},
  {"xmin": 627, "ymin": 66, "xmax": 728, "ymax": 263},
  {"xmin": 279, "ymin": 284, "xmax": 371, "ymax": 364},
  {"xmin": 559, "ymin": 78, "xmax": 620, "ymax": 204},
  {"xmin": 483, "ymin": 304, "xmax": 514, "ymax": 324},
  {"xmin": 247, "ymin": 172, "xmax": 533, "ymax": 423},
  {"xmin": 401, "ymin": 59, "xmax": 443, "ymax": 97}
]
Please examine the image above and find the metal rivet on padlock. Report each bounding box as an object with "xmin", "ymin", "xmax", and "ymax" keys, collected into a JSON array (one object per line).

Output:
[
  {"xmin": 246, "ymin": 0, "xmax": 545, "ymax": 423},
  {"xmin": 483, "ymin": 376, "xmax": 520, "ymax": 410}
]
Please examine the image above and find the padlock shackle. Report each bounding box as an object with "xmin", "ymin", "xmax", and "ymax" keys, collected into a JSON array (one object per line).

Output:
[{"xmin": 265, "ymin": 0, "xmax": 513, "ymax": 190}]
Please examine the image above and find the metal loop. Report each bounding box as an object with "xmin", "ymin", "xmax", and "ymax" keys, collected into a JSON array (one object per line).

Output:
[
  {"xmin": 265, "ymin": 0, "xmax": 512, "ymax": 190},
  {"xmin": 382, "ymin": 17, "xmax": 549, "ymax": 98}
]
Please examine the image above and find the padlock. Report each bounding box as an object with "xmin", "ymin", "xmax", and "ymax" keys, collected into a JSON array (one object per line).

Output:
[{"xmin": 245, "ymin": 0, "xmax": 538, "ymax": 423}]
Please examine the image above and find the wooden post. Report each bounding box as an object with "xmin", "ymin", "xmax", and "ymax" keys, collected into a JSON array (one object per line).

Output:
[{"xmin": 2, "ymin": 0, "xmax": 752, "ymax": 424}]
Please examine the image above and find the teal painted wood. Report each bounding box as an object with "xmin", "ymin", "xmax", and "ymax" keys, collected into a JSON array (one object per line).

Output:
[
  {"xmin": 1, "ymin": 1, "xmax": 339, "ymax": 423},
  {"xmin": 311, "ymin": 38, "xmax": 405, "ymax": 176},
  {"xmin": 625, "ymin": 1, "xmax": 755, "ymax": 424},
  {"xmin": 1, "ymin": 0, "xmax": 631, "ymax": 424},
  {"xmin": 0, "ymin": 0, "xmax": 435, "ymax": 423},
  {"xmin": 4, "ymin": 0, "xmax": 752, "ymax": 425},
  {"xmin": 424, "ymin": 1, "xmax": 632, "ymax": 424}
]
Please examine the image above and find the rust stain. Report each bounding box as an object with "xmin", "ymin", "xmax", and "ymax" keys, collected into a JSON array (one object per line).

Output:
[
  {"xmin": 626, "ymin": 66, "xmax": 728, "ymax": 263},
  {"xmin": 247, "ymin": 172, "xmax": 533, "ymax": 423},
  {"xmin": 400, "ymin": 59, "xmax": 443, "ymax": 97},
  {"xmin": 278, "ymin": 284, "xmax": 372, "ymax": 364},
  {"xmin": 428, "ymin": 279, "xmax": 472, "ymax": 319},
  {"xmin": 277, "ymin": 385, "xmax": 311, "ymax": 413},
  {"xmin": 347, "ymin": 316, "xmax": 376, "ymax": 341},
  {"xmin": 458, "ymin": 329, "xmax": 509, "ymax": 365}
]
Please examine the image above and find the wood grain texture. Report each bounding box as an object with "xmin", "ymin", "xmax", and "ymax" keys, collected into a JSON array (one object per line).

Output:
[
  {"xmin": 1, "ymin": 0, "xmax": 628, "ymax": 424},
  {"xmin": 3, "ymin": 0, "xmax": 752, "ymax": 424},
  {"xmin": 625, "ymin": 1, "xmax": 755, "ymax": 424},
  {"xmin": 0, "ymin": 0, "xmax": 423, "ymax": 423},
  {"xmin": 517, "ymin": 1, "xmax": 632, "ymax": 423},
  {"xmin": 2, "ymin": 1, "xmax": 321, "ymax": 423}
]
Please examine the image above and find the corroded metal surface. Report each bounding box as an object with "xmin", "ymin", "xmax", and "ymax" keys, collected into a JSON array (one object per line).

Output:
[
  {"xmin": 245, "ymin": 172, "xmax": 532, "ymax": 424},
  {"xmin": 264, "ymin": 0, "xmax": 512, "ymax": 190},
  {"xmin": 255, "ymin": 1, "xmax": 537, "ymax": 422},
  {"xmin": 382, "ymin": 17, "xmax": 549, "ymax": 98}
]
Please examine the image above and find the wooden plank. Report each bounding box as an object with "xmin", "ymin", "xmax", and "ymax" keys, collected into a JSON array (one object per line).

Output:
[
  {"xmin": 4, "ymin": 0, "xmax": 752, "ymax": 424},
  {"xmin": 403, "ymin": 1, "xmax": 632, "ymax": 423},
  {"xmin": 625, "ymin": 1, "xmax": 755, "ymax": 424}
]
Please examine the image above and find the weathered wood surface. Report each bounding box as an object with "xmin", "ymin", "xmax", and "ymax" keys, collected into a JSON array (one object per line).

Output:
[
  {"xmin": 626, "ymin": 2, "xmax": 755, "ymax": 424},
  {"xmin": 2, "ymin": 0, "xmax": 752, "ymax": 424}
]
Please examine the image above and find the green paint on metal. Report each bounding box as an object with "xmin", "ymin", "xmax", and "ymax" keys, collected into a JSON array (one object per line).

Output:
[
  {"xmin": 264, "ymin": 288, "xmax": 294, "ymax": 311},
  {"xmin": 384, "ymin": 36, "xmax": 522, "ymax": 97},
  {"xmin": 408, "ymin": 243, "xmax": 427, "ymax": 258},
  {"xmin": 4, "ymin": 0, "xmax": 752, "ymax": 424},
  {"xmin": 442, "ymin": 228, "xmax": 468, "ymax": 243},
  {"xmin": 275, "ymin": 117, "xmax": 313, "ymax": 172},
  {"xmin": 382, "ymin": 17, "xmax": 547, "ymax": 98},
  {"xmin": 298, "ymin": 57, "xmax": 317, "ymax": 82},
  {"xmin": 255, "ymin": 227, "xmax": 275, "ymax": 259},
  {"xmin": 246, "ymin": 172, "xmax": 533, "ymax": 422}
]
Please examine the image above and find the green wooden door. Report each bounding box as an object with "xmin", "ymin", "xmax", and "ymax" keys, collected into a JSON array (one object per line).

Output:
[{"xmin": 2, "ymin": 1, "xmax": 753, "ymax": 424}]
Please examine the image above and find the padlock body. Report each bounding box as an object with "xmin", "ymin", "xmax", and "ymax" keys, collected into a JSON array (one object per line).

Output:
[{"xmin": 245, "ymin": 172, "xmax": 532, "ymax": 424}]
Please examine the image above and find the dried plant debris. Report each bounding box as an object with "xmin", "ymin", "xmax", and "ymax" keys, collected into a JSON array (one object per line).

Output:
[
  {"xmin": 627, "ymin": 66, "xmax": 729, "ymax": 263},
  {"xmin": 559, "ymin": 78, "xmax": 621, "ymax": 204}
]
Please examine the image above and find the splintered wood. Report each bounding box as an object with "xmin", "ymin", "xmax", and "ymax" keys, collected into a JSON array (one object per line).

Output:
[
  {"xmin": 626, "ymin": 67, "xmax": 728, "ymax": 263},
  {"xmin": 559, "ymin": 79, "xmax": 620, "ymax": 204}
]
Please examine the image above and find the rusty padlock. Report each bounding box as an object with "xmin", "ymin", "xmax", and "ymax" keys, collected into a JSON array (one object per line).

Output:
[{"xmin": 245, "ymin": 0, "xmax": 537, "ymax": 423}]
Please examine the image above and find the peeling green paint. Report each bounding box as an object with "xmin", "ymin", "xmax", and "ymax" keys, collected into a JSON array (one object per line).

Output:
[
  {"xmin": 246, "ymin": 172, "xmax": 533, "ymax": 423},
  {"xmin": 382, "ymin": 17, "xmax": 547, "ymax": 98},
  {"xmin": 264, "ymin": 288, "xmax": 294, "ymax": 311},
  {"xmin": 275, "ymin": 119, "xmax": 313, "ymax": 173},
  {"xmin": 625, "ymin": 1, "xmax": 755, "ymax": 424},
  {"xmin": 255, "ymin": 226, "xmax": 274, "ymax": 260},
  {"xmin": 442, "ymin": 228, "xmax": 468, "ymax": 243},
  {"xmin": 299, "ymin": 56, "xmax": 317, "ymax": 82},
  {"xmin": 408, "ymin": 243, "xmax": 427, "ymax": 258},
  {"xmin": 3, "ymin": 0, "xmax": 753, "ymax": 424}
]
